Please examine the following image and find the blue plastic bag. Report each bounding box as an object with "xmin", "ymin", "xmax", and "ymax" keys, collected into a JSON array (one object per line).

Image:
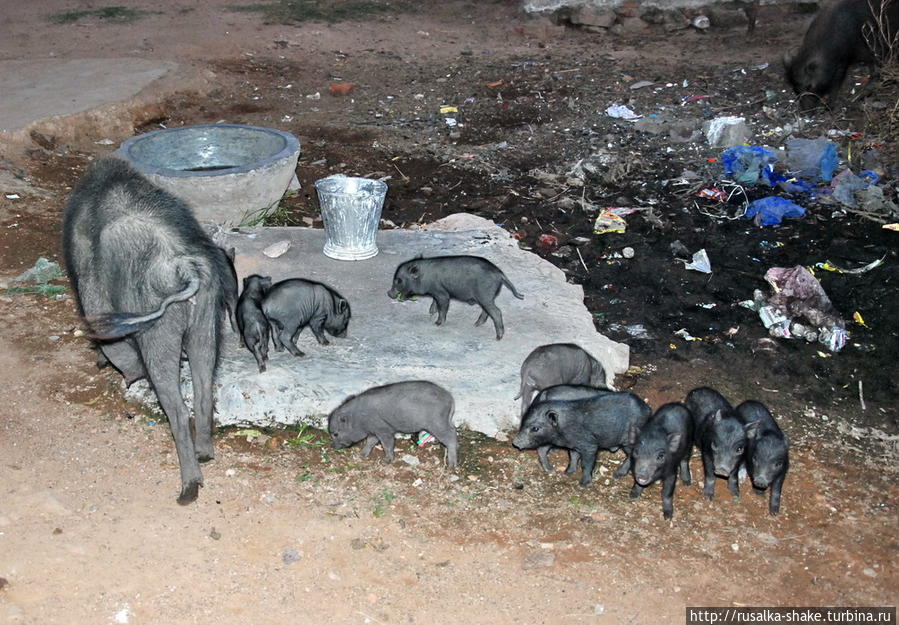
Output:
[
  {"xmin": 745, "ymin": 196, "xmax": 805, "ymax": 226},
  {"xmin": 785, "ymin": 137, "xmax": 838, "ymax": 182},
  {"xmin": 721, "ymin": 145, "xmax": 779, "ymax": 186}
]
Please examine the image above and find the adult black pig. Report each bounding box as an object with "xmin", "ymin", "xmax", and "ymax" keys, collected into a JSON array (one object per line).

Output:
[
  {"xmin": 63, "ymin": 157, "xmax": 233, "ymax": 505},
  {"xmin": 388, "ymin": 255, "xmax": 523, "ymax": 340},
  {"xmin": 784, "ymin": 0, "xmax": 899, "ymax": 109}
]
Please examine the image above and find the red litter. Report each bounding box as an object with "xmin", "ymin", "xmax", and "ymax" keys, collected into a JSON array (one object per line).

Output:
[
  {"xmin": 537, "ymin": 233, "xmax": 559, "ymax": 252},
  {"xmin": 696, "ymin": 188, "xmax": 728, "ymax": 202}
]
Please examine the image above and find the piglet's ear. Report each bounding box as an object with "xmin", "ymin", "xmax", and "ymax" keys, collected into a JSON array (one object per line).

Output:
[
  {"xmin": 667, "ymin": 431, "xmax": 682, "ymax": 452},
  {"xmin": 547, "ymin": 410, "xmax": 558, "ymax": 427},
  {"xmin": 336, "ymin": 298, "xmax": 349, "ymax": 314},
  {"xmin": 744, "ymin": 420, "xmax": 760, "ymax": 440},
  {"xmin": 712, "ymin": 409, "xmax": 723, "ymax": 424},
  {"xmin": 627, "ymin": 424, "xmax": 638, "ymax": 446}
]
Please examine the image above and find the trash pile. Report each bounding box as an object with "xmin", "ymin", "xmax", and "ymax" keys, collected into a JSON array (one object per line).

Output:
[
  {"xmin": 710, "ymin": 137, "xmax": 897, "ymax": 227},
  {"xmin": 741, "ymin": 265, "xmax": 848, "ymax": 352}
]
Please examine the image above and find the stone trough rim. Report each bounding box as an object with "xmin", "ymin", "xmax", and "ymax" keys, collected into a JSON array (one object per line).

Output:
[{"xmin": 118, "ymin": 122, "xmax": 301, "ymax": 179}]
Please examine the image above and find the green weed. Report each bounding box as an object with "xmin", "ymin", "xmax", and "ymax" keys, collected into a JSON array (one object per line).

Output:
[
  {"xmin": 372, "ymin": 488, "xmax": 395, "ymax": 517},
  {"xmin": 4, "ymin": 285, "xmax": 66, "ymax": 297},
  {"xmin": 226, "ymin": 0, "xmax": 396, "ymax": 25},
  {"xmin": 48, "ymin": 6, "xmax": 159, "ymax": 24}
]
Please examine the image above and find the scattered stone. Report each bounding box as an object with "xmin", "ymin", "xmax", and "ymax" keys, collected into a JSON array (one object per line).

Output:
[
  {"xmin": 262, "ymin": 240, "xmax": 291, "ymax": 258},
  {"xmin": 862, "ymin": 568, "xmax": 877, "ymax": 578},
  {"xmin": 630, "ymin": 80, "xmax": 654, "ymax": 90},
  {"xmin": 594, "ymin": 604, "xmax": 605, "ymax": 616},
  {"xmin": 209, "ymin": 527, "xmax": 221, "ymax": 540},
  {"xmin": 706, "ymin": 7, "xmax": 749, "ymax": 28},
  {"xmin": 411, "ymin": 478, "xmax": 423, "ymax": 487},
  {"xmin": 328, "ymin": 571, "xmax": 341, "ymax": 581},
  {"xmin": 512, "ymin": 482, "xmax": 524, "ymax": 490},
  {"xmin": 622, "ymin": 247, "xmax": 635, "ymax": 259},
  {"xmin": 351, "ymin": 538, "xmax": 367, "ymax": 550},
  {"xmin": 113, "ymin": 605, "xmax": 132, "ymax": 624},
  {"xmin": 52, "ymin": 527, "xmax": 63, "ymax": 535},
  {"xmin": 691, "ymin": 15, "xmax": 711, "ymax": 29},
  {"xmin": 400, "ymin": 454, "xmax": 421, "ymax": 467},
  {"xmin": 522, "ymin": 550, "xmax": 556, "ymax": 569},
  {"xmin": 0, "ymin": 578, "xmax": 7, "ymax": 591},
  {"xmin": 571, "ymin": 7, "xmax": 616, "ymax": 28},
  {"xmin": 282, "ymin": 549, "xmax": 303, "ymax": 564},
  {"xmin": 612, "ymin": 16, "xmax": 648, "ymax": 35}
]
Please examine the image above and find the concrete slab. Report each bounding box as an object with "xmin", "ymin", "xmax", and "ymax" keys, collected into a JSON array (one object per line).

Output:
[
  {"xmin": 127, "ymin": 216, "xmax": 630, "ymax": 438},
  {"xmin": 0, "ymin": 58, "xmax": 175, "ymax": 133}
]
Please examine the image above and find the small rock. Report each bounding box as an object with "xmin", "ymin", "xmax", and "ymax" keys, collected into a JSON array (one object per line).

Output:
[
  {"xmin": 622, "ymin": 247, "xmax": 635, "ymax": 259},
  {"xmin": 493, "ymin": 430, "xmax": 509, "ymax": 442},
  {"xmin": 571, "ymin": 7, "xmax": 616, "ymax": 28},
  {"xmin": 0, "ymin": 577, "xmax": 8, "ymax": 591},
  {"xmin": 328, "ymin": 571, "xmax": 341, "ymax": 581},
  {"xmin": 262, "ymin": 240, "xmax": 291, "ymax": 258},
  {"xmin": 612, "ymin": 16, "xmax": 648, "ymax": 35},
  {"xmin": 570, "ymin": 236, "xmax": 591, "ymax": 247},
  {"xmin": 209, "ymin": 527, "xmax": 222, "ymax": 540},
  {"xmin": 52, "ymin": 527, "xmax": 63, "ymax": 535},
  {"xmin": 731, "ymin": 543, "xmax": 739, "ymax": 552},
  {"xmin": 522, "ymin": 551, "xmax": 556, "ymax": 569},
  {"xmin": 411, "ymin": 478, "xmax": 423, "ymax": 487},
  {"xmin": 351, "ymin": 538, "xmax": 367, "ymax": 550},
  {"xmin": 512, "ymin": 482, "xmax": 524, "ymax": 490},
  {"xmin": 629, "ymin": 80, "xmax": 654, "ymax": 90},
  {"xmin": 302, "ymin": 217, "xmax": 315, "ymax": 227},
  {"xmin": 420, "ymin": 186, "xmax": 434, "ymax": 196},
  {"xmin": 282, "ymin": 549, "xmax": 303, "ymax": 564},
  {"xmin": 862, "ymin": 568, "xmax": 877, "ymax": 578},
  {"xmin": 225, "ymin": 468, "xmax": 237, "ymax": 477},
  {"xmin": 400, "ymin": 454, "xmax": 420, "ymax": 467},
  {"xmin": 594, "ymin": 604, "xmax": 605, "ymax": 616}
]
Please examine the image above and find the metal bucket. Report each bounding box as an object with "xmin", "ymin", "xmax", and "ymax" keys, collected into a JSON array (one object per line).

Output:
[{"xmin": 314, "ymin": 175, "xmax": 388, "ymax": 261}]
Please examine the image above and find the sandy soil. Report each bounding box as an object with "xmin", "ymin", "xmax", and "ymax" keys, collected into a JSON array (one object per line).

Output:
[{"xmin": 0, "ymin": 1, "xmax": 897, "ymax": 624}]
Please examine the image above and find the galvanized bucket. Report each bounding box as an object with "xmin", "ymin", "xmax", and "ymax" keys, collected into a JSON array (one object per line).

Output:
[{"xmin": 314, "ymin": 175, "xmax": 388, "ymax": 261}]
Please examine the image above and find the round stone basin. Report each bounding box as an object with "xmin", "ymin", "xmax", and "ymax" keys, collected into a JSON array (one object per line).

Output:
[{"xmin": 118, "ymin": 124, "xmax": 301, "ymax": 226}]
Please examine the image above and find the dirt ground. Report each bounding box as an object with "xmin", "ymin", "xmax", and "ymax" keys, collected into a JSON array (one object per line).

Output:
[{"xmin": 1, "ymin": 1, "xmax": 897, "ymax": 624}]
